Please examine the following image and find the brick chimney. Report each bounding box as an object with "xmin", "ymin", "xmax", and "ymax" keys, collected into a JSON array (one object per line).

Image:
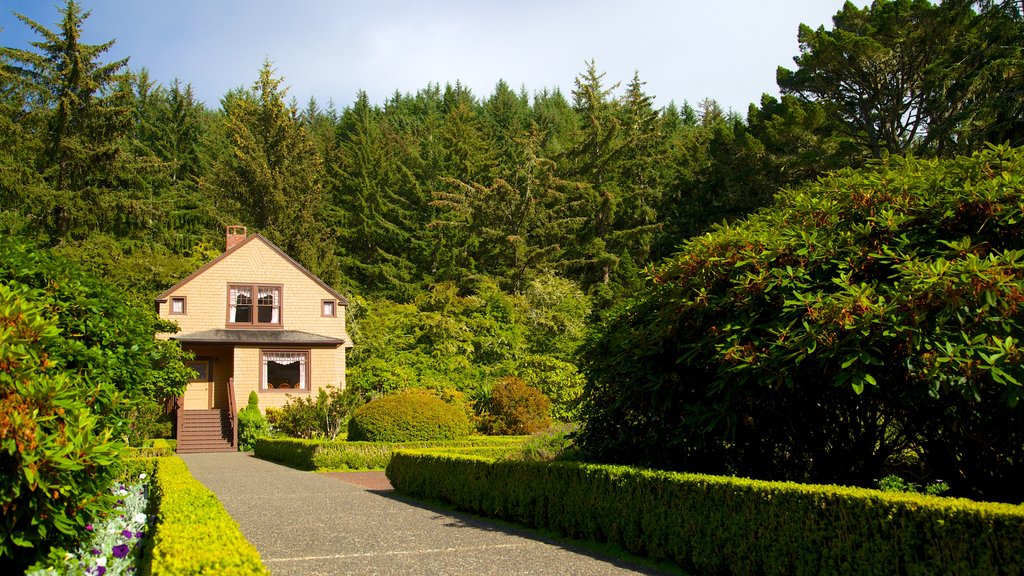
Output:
[{"xmin": 226, "ymin": 225, "xmax": 247, "ymax": 251}]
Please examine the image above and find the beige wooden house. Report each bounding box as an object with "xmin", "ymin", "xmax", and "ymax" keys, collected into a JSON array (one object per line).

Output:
[{"xmin": 156, "ymin": 226, "xmax": 352, "ymax": 452}]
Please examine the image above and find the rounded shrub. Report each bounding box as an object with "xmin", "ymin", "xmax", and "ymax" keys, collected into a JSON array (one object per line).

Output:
[
  {"xmin": 481, "ymin": 377, "xmax": 552, "ymax": 435},
  {"xmin": 348, "ymin": 388, "xmax": 470, "ymax": 442}
]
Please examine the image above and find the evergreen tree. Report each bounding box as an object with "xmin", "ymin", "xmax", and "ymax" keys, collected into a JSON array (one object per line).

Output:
[
  {"xmin": 0, "ymin": 0, "xmax": 138, "ymax": 239},
  {"xmin": 206, "ymin": 60, "xmax": 337, "ymax": 284},
  {"xmin": 333, "ymin": 91, "xmax": 424, "ymax": 299}
]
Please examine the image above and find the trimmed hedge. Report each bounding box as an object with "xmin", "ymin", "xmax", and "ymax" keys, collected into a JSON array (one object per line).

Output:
[
  {"xmin": 386, "ymin": 452, "xmax": 1024, "ymax": 575},
  {"xmin": 116, "ymin": 456, "xmax": 160, "ymax": 482},
  {"xmin": 348, "ymin": 388, "xmax": 470, "ymax": 442},
  {"xmin": 254, "ymin": 436, "xmax": 525, "ymax": 471},
  {"xmin": 144, "ymin": 456, "xmax": 268, "ymax": 575}
]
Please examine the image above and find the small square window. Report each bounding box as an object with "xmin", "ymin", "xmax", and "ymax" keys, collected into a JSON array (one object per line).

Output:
[
  {"xmin": 170, "ymin": 297, "xmax": 186, "ymax": 315},
  {"xmin": 322, "ymin": 300, "xmax": 336, "ymax": 317}
]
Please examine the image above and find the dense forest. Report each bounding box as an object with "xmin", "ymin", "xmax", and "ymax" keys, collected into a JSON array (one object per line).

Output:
[{"xmin": 1, "ymin": 0, "xmax": 1022, "ymax": 409}]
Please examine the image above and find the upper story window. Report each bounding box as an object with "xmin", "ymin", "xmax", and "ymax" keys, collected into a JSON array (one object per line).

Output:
[
  {"xmin": 170, "ymin": 296, "xmax": 186, "ymax": 315},
  {"xmin": 322, "ymin": 299, "xmax": 336, "ymax": 317},
  {"xmin": 228, "ymin": 284, "xmax": 282, "ymax": 327}
]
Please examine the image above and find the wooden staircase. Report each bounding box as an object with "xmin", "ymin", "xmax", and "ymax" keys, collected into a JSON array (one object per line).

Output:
[{"xmin": 176, "ymin": 409, "xmax": 234, "ymax": 453}]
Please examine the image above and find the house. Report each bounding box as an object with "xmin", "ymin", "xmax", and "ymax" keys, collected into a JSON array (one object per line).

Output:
[{"xmin": 156, "ymin": 226, "xmax": 352, "ymax": 452}]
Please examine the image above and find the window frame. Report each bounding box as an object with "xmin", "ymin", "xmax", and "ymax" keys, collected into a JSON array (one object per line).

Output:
[
  {"xmin": 169, "ymin": 296, "xmax": 187, "ymax": 315},
  {"xmin": 321, "ymin": 299, "xmax": 336, "ymax": 318},
  {"xmin": 259, "ymin": 349, "xmax": 310, "ymax": 393},
  {"xmin": 226, "ymin": 284, "xmax": 283, "ymax": 328},
  {"xmin": 185, "ymin": 357, "xmax": 212, "ymax": 382}
]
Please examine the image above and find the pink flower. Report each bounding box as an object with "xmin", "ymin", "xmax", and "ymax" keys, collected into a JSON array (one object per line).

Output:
[{"xmin": 85, "ymin": 524, "xmax": 94, "ymax": 532}]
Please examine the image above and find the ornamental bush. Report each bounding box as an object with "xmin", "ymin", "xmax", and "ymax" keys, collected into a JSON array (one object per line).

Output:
[
  {"xmin": 577, "ymin": 145, "xmax": 1024, "ymax": 501},
  {"xmin": 0, "ymin": 284, "xmax": 121, "ymax": 572},
  {"xmin": 265, "ymin": 386, "xmax": 364, "ymax": 439},
  {"xmin": 347, "ymin": 388, "xmax": 470, "ymax": 442},
  {"xmin": 237, "ymin": 393, "xmax": 269, "ymax": 451},
  {"xmin": 478, "ymin": 377, "xmax": 552, "ymax": 435}
]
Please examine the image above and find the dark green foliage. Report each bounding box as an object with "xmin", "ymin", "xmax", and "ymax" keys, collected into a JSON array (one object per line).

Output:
[
  {"xmin": 0, "ymin": 284, "xmax": 121, "ymax": 571},
  {"xmin": 778, "ymin": 0, "xmax": 1024, "ymax": 157},
  {"xmin": 577, "ymin": 145, "xmax": 1024, "ymax": 501},
  {"xmin": 477, "ymin": 377, "xmax": 552, "ymax": 435},
  {"xmin": 121, "ymin": 397, "xmax": 173, "ymax": 447},
  {"xmin": 253, "ymin": 436, "xmax": 524, "ymax": 471},
  {"xmin": 0, "ymin": 237, "xmax": 191, "ymax": 409},
  {"xmin": 146, "ymin": 456, "xmax": 269, "ymax": 575},
  {"xmin": 346, "ymin": 279, "xmax": 588, "ymax": 421},
  {"xmin": 264, "ymin": 386, "xmax": 365, "ymax": 439},
  {"xmin": 387, "ymin": 452, "xmax": 1024, "ymax": 576},
  {"xmin": 348, "ymin": 388, "xmax": 471, "ymax": 442},
  {"xmin": 237, "ymin": 393, "xmax": 269, "ymax": 451}
]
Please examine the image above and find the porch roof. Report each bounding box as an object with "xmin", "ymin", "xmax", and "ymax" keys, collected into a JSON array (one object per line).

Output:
[{"xmin": 172, "ymin": 329, "xmax": 347, "ymax": 346}]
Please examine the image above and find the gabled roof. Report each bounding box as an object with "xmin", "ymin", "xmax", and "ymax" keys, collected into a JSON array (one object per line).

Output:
[{"xmin": 155, "ymin": 233, "xmax": 348, "ymax": 305}]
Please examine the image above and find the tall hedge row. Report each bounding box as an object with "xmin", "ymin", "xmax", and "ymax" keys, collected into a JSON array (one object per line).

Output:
[
  {"xmin": 386, "ymin": 452, "xmax": 1024, "ymax": 576},
  {"xmin": 578, "ymin": 145, "xmax": 1024, "ymax": 501}
]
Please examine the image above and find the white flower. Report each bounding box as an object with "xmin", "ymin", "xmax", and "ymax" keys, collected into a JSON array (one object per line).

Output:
[
  {"xmin": 95, "ymin": 557, "xmax": 107, "ymax": 567},
  {"xmin": 133, "ymin": 513, "xmax": 147, "ymax": 524},
  {"xmin": 138, "ymin": 473, "xmax": 147, "ymax": 480}
]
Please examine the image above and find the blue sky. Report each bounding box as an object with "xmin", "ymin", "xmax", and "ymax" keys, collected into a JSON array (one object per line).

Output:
[{"xmin": 1, "ymin": 0, "xmax": 863, "ymax": 113}]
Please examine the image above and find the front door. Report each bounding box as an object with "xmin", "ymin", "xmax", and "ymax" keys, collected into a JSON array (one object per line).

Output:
[{"xmin": 183, "ymin": 358, "xmax": 214, "ymax": 409}]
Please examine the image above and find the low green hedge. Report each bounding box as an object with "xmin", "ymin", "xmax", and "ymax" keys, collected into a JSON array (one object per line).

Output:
[
  {"xmin": 254, "ymin": 436, "xmax": 525, "ymax": 471},
  {"xmin": 386, "ymin": 452, "xmax": 1024, "ymax": 576},
  {"xmin": 143, "ymin": 456, "xmax": 268, "ymax": 575},
  {"xmin": 116, "ymin": 456, "xmax": 160, "ymax": 482}
]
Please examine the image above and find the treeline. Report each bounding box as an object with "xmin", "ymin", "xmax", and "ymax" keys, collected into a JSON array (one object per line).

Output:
[{"xmin": 1, "ymin": 0, "xmax": 1022, "ymax": 389}]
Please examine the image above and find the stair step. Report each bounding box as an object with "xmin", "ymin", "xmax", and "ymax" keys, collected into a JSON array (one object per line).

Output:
[{"xmin": 176, "ymin": 409, "xmax": 234, "ymax": 453}]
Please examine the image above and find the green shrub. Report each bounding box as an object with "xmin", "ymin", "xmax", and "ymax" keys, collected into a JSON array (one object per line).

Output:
[
  {"xmin": 387, "ymin": 452, "xmax": 1024, "ymax": 575},
  {"xmin": 145, "ymin": 438, "xmax": 177, "ymax": 451},
  {"xmin": 478, "ymin": 377, "xmax": 552, "ymax": 435},
  {"xmin": 252, "ymin": 438, "xmax": 321, "ymax": 470},
  {"xmin": 122, "ymin": 397, "xmax": 174, "ymax": 446},
  {"xmin": 237, "ymin": 396, "xmax": 269, "ymax": 452},
  {"xmin": 265, "ymin": 386, "xmax": 364, "ymax": 439},
  {"xmin": 145, "ymin": 456, "xmax": 268, "ymax": 575},
  {"xmin": 348, "ymin": 388, "xmax": 470, "ymax": 442},
  {"xmin": 578, "ymin": 146, "xmax": 1024, "ymax": 500},
  {"xmin": 254, "ymin": 436, "xmax": 525, "ymax": 471},
  {"xmin": 0, "ymin": 284, "xmax": 122, "ymax": 571},
  {"xmin": 504, "ymin": 423, "xmax": 578, "ymax": 462}
]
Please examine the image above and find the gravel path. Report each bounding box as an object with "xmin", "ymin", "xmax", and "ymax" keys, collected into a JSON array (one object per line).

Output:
[{"xmin": 179, "ymin": 452, "xmax": 669, "ymax": 576}]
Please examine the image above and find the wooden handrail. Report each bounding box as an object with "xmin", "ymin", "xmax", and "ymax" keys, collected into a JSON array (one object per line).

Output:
[
  {"xmin": 227, "ymin": 377, "xmax": 238, "ymax": 450},
  {"xmin": 174, "ymin": 396, "xmax": 184, "ymax": 452}
]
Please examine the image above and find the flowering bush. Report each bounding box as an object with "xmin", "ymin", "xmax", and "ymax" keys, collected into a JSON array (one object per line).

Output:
[{"xmin": 27, "ymin": 474, "xmax": 150, "ymax": 576}]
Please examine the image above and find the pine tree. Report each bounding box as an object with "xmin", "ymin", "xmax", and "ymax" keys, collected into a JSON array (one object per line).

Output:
[
  {"xmin": 0, "ymin": 0, "xmax": 134, "ymax": 239},
  {"xmin": 206, "ymin": 60, "xmax": 337, "ymax": 284}
]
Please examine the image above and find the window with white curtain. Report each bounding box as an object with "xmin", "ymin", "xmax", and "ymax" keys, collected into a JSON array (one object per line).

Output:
[
  {"xmin": 262, "ymin": 350, "xmax": 308, "ymax": 391},
  {"xmin": 228, "ymin": 284, "xmax": 281, "ymax": 326}
]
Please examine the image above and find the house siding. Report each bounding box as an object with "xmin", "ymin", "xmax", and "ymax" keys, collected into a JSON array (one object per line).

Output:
[
  {"xmin": 157, "ymin": 235, "xmax": 349, "ymax": 415},
  {"xmin": 157, "ymin": 239, "xmax": 348, "ymax": 339}
]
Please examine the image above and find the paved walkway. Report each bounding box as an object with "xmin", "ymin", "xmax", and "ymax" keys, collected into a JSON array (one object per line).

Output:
[{"xmin": 180, "ymin": 452, "xmax": 669, "ymax": 576}]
